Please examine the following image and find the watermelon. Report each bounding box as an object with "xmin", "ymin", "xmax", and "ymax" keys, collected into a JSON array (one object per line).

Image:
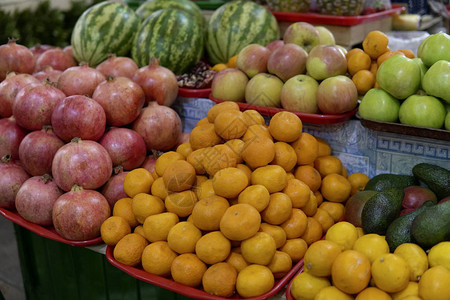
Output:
[
  {"xmin": 71, "ymin": 1, "xmax": 140, "ymax": 67},
  {"xmin": 205, "ymin": 0, "xmax": 280, "ymax": 65},
  {"xmin": 135, "ymin": 0, "xmax": 205, "ymax": 26},
  {"xmin": 131, "ymin": 8, "xmax": 204, "ymax": 75}
]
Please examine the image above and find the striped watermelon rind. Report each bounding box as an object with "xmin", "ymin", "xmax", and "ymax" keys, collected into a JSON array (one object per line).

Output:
[
  {"xmin": 71, "ymin": 1, "xmax": 140, "ymax": 67},
  {"xmin": 135, "ymin": 0, "xmax": 205, "ymax": 26},
  {"xmin": 131, "ymin": 8, "xmax": 204, "ymax": 75},
  {"xmin": 205, "ymin": 0, "xmax": 280, "ymax": 65}
]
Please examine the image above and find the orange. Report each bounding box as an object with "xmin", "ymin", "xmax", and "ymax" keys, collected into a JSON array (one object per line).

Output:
[
  {"xmin": 176, "ymin": 142, "xmax": 192, "ymax": 159},
  {"xmin": 196, "ymin": 117, "xmax": 210, "ymax": 126},
  {"xmin": 347, "ymin": 51, "xmax": 372, "ymax": 76},
  {"xmin": 251, "ymin": 164, "xmax": 288, "ymax": 194},
  {"xmin": 100, "ymin": 216, "xmax": 132, "ymax": 246},
  {"xmin": 236, "ymin": 163, "xmax": 252, "ymax": 181},
  {"xmin": 261, "ymin": 192, "xmax": 293, "ymax": 225},
  {"xmin": 133, "ymin": 225, "xmax": 145, "ymax": 237},
  {"xmin": 242, "ymin": 124, "xmax": 272, "ymax": 142},
  {"xmin": 290, "ymin": 270, "xmax": 331, "ymax": 300},
  {"xmin": 212, "ymin": 63, "xmax": 228, "ymax": 72},
  {"xmin": 320, "ymin": 173, "xmax": 352, "ymax": 203},
  {"xmin": 170, "ymin": 253, "xmax": 207, "ymax": 287},
  {"xmin": 212, "ymin": 167, "xmax": 249, "ymax": 199},
  {"xmin": 268, "ymin": 111, "xmax": 302, "ymax": 142},
  {"xmin": 315, "ymin": 190, "xmax": 324, "ymax": 206},
  {"xmin": 202, "ymin": 144, "xmax": 238, "ymax": 176},
  {"xmin": 189, "ymin": 123, "xmax": 222, "ymax": 150},
  {"xmin": 113, "ymin": 233, "xmax": 149, "ymax": 267},
  {"xmin": 267, "ymin": 250, "xmax": 293, "ymax": 279},
  {"xmin": 300, "ymin": 217, "xmax": 323, "ymax": 246},
  {"xmin": 291, "ymin": 132, "xmax": 319, "ymax": 165},
  {"xmin": 167, "ymin": 221, "xmax": 202, "ymax": 254},
  {"xmin": 131, "ymin": 193, "xmax": 165, "ymax": 224},
  {"xmin": 259, "ymin": 223, "xmax": 287, "ymax": 249},
  {"xmin": 236, "ymin": 264, "xmax": 275, "ymax": 298},
  {"xmin": 271, "ymin": 141, "xmax": 297, "ymax": 172},
  {"xmin": 369, "ymin": 60, "xmax": 378, "ymax": 77},
  {"xmin": 312, "ymin": 207, "xmax": 335, "ymax": 233},
  {"xmin": 162, "ymin": 160, "xmax": 196, "ymax": 192},
  {"xmin": 190, "ymin": 195, "xmax": 230, "ymax": 231},
  {"xmin": 355, "ymin": 287, "xmax": 392, "ymax": 300},
  {"xmin": 123, "ymin": 168, "xmax": 154, "ymax": 198},
  {"xmin": 346, "ymin": 47, "xmax": 364, "ymax": 61},
  {"xmin": 164, "ymin": 190, "xmax": 198, "ymax": 218},
  {"xmin": 113, "ymin": 197, "xmax": 139, "ymax": 228},
  {"xmin": 214, "ymin": 109, "xmax": 248, "ymax": 140},
  {"xmin": 220, "ymin": 203, "xmax": 261, "ymax": 241},
  {"xmin": 376, "ymin": 50, "xmax": 405, "ymax": 66},
  {"xmin": 418, "ymin": 266, "xmax": 450, "ymax": 300},
  {"xmin": 331, "ymin": 250, "xmax": 372, "ymax": 294},
  {"xmin": 154, "ymin": 151, "xmax": 185, "ymax": 177},
  {"xmin": 241, "ymin": 136, "xmax": 275, "ymax": 169},
  {"xmin": 207, "ymin": 101, "xmax": 240, "ymax": 123},
  {"xmin": 301, "ymin": 191, "xmax": 318, "ymax": 217},
  {"xmin": 186, "ymin": 148, "xmax": 206, "ymax": 175},
  {"xmin": 304, "ymin": 239, "xmax": 342, "ymax": 277},
  {"xmin": 314, "ymin": 155, "xmax": 343, "ymax": 178},
  {"xmin": 238, "ymin": 184, "xmax": 270, "ymax": 212},
  {"xmin": 242, "ymin": 109, "xmax": 265, "ymax": 126},
  {"xmin": 150, "ymin": 178, "xmax": 168, "ymax": 200},
  {"xmin": 398, "ymin": 49, "xmax": 415, "ymax": 59},
  {"xmin": 202, "ymin": 262, "xmax": 238, "ymax": 297},
  {"xmin": 195, "ymin": 231, "xmax": 231, "ymax": 264},
  {"xmin": 352, "ymin": 70, "xmax": 376, "ymax": 95},
  {"xmin": 362, "ymin": 30, "xmax": 389, "ymax": 59},
  {"xmin": 326, "ymin": 221, "xmax": 359, "ymax": 251},
  {"xmin": 226, "ymin": 249, "xmax": 248, "ymax": 272},
  {"xmin": 279, "ymin": 238, "xmax": 308, "ymax": 263},
  {"xmin": 283, "ymin": 178, "xmax": 311, "ymax": 208},
  {"xmin": 347, "ymin": 172, "xmax": 370, "ymax": 195},
  {"xmin": 316, "ymin": 136, "xmax": 332, "ymax": 157},
  {"xmin": 240, "ymin": 231, "xmax": 277, "ymax": 265},
  {"xmin": 194, "ymin": 178, "xmax": 214, "ymax": 200},
  {"xmin": 143, "ymin": 212, "xmax": 179, "ymax": 242},
  {"xmin": 294, "ymin": 165, "xmax": 322, "ymax": 192},
  {"xmin": 280, "ymin": 208, "xmax": 308, "ymax": 239},
  {"xmin": 227, "ymin": 55, "xmax": 238, "ymax": 68},
  {"xmin": 224, "ymin": 138, "xmax": 245, "ymax": 163},
  {"xmin": 372, "ymin": 253, "xmax": 410, "ymax": 293},
  {"xmin": 141, "ymin": 241, "xmax": 177, "ymax": 276}
]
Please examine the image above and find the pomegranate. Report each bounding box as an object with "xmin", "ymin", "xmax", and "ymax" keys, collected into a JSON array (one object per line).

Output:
[
  {"xmin": 140, "ymin": 154, "xmax": 158, "ymax": 174},
  {"xmin": 15, "ymin": 174, "xmax": 63, "ymax": 226},
  {"xmin": 96, "ymin": 54, "xmax": 139, "ymax": 79},
  {"xmin": 99, "ymin": 127, "xmax": 147, "ymax": 170},
  {"xmin": 51, "ymin": 95, "xmax": 106, "ymax": 142},
  {"xmin": 18, "ymin": 126, "xmax": 65, "ymax": 176},
  {"xmin": 57, "ymin": 63, "xmax": 105, "ymax": 97},
  {"xmin": 51, "ymin": 138, "xmax": 113, "ymax": 192},
  {"xmin": 62, "ymin": 45, "xmax": 74, "ymax": 59},
  {"xmin": 33, "ymin": 66, "xmax": 63, "ymax": 83},
  {"xmin": 133, "ymin": 58, "xmax": 178, "ymax": 107},
  {"xmin": 29, "ymin": 44, "xmax": 54, "ymax": 59},
  {"xmin": 52, "ymin": 185, "xmax": 111, "ymax": 240},
  {"xmin": 132, "ymin": 102, "xmax": 182, "ymax": 151},
  {"xmin": 100, "ymin": 166, "xmax": 128, "ymax": 209},
  {"xmin": 0, "ymin": 39, "xmax": 36, "ymax": 81},
  {"xmin": 0, "ymin": 155, "xmax": 30, "ymax": 209},
  {"xmin": 0, "ymin": 116, "xmax": 28, "ymax": 160},
  {"xmin": 35, "ymin": 47, "xmax": 77, "ymax": 72},
  {"xmin": 92, "ymin": 75, "xmax": 145, "ymax": 126},
  {"xmin": 0, "ymin": 72, "xmax": 40, "ymax": 118},
  {"xmin": 12, "ymin": 81, "xmax": 66, "ymax": 131}
]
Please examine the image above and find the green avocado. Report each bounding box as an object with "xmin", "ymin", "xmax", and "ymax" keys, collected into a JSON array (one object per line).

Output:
[
  {"xmin": 412, "ymin": 163, "xmax": 450, "ymax": 200},
  {"xmin": 364, "ymin": 173, "xmax": 419, "ymax": 192}
]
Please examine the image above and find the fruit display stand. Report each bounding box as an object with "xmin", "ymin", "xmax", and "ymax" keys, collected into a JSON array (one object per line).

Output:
[{"xmin": 272, "ymin": 5, "xmax": 404, "ymax": 48}]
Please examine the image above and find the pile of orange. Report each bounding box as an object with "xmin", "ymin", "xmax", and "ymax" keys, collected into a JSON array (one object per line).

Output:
[
  {"xmin": 347, "ymin": 30, "xmax": 415, "ymax": 96},
  {"xmin": 100, "ymin": 101, "xmax": 370, "ymax": 298},
  {"xmin": 291, "ymin": 222, "xmax": 450, "ymax": 300},
  {"xmin": 211, "ymin": 54, "xmax": 238, "ymax": 72}
]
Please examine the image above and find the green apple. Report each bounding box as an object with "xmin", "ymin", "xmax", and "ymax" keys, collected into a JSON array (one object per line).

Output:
[
  {"xmin": 211, "ymin": 68, "xmax": 248, "ymax": 102},
  {"xmin": 359, "ymin": 88, "xmax": 400, "ymax": 122},
  {"xmin": 417, "ymin": 32, "xmax": 450, "ymax": 67},
  {"xmin": 399, "ymin": 94, "xmax": 446, "ymax": 129},
  {"xmin": 245, "ymin": 73, "xmax": 284, "ymax": 107},
  {"xmin": 445, "ymin": 111, "xmax": 450, "ymax": 131},
  {"xmin": 280, "ymin": 74, "xmax": 319, "ymax": 113},
  {"xmin": 283, "ymin": 22, "xmax": 320, "ymax": 53},
  {"xmin": 422, "ymin": 60, "xmax": 450, "ymax": 104},
  {"xmin": 376, "ymin": 55, "xmax": 421, "ymax": 100},
  {"xmin": 315, "ymin": 26, "xmax": 335, "ymax": 45},
  {"xmin": 411, "ymin": 57, "xmax": 428, "ymax": 90}
]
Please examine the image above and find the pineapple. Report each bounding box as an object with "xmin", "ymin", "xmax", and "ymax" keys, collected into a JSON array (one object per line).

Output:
[
  {"xmin": 266, "ymin": 0, "xmax": 311, "ymax": 13},
  {"xmin": 316, "ymin": 0, "xmax": 366, "ymax": 16}
]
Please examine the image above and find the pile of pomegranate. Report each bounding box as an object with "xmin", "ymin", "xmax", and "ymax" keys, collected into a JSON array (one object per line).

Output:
[{"xmin": 0, "ymin": 39, "xmax": 187, "ymax": 241}]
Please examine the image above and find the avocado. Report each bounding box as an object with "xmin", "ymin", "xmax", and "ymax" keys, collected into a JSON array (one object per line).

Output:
[
  {"xmin": 364, "ymin": 174, "xmax": 419, "ymax": 192},
  {"xmin": 411, "ymin": 200, "xmax": 450, "ymax": 250},
  {"xmin": 412, "ymin": 163, "xmax": 450, "ymax": 200},
  {"xmin": 361, "ymin": 188, "xmax": 404, "ymax": 235},
  {"xmin": 385, "ymin": 200, "xmax": 436, "ymax": 252}
]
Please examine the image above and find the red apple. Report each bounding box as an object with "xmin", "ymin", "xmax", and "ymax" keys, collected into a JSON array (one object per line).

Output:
[
  {"xmin": 306, "ymin": 45, "xmax": 347, "ymax": 80},
  {"xmin": 211, "ymin": 68, "xmax": 248, "ymax": 102},
  {"xmin": 402, "ymin": 186, "xmax": 437, "ymax": 210},
  {"xmin": 283, "ymin": 22, "xmax": 320, "ymax": 53},
  {"xmin": 245, "ymin": 73, "xmax": 284, "ymax": 107},
  {"xmin": 316, "ymin": 75, "xmax": 358, "ymax": 114},
  {"xmin": 266, "ymin": 40, "xmax": 285, "ymax": 52},
  {"xmin": 267, "ymin": 43, "xmax": 308, "ymax": 82},
  {"xmin": 439, "ymin": 196, "xmax": 450, "ymax": 203},
  {"xmin": 236, "ymin": 44, "xmax": 271, "ymax": 78},
  {"xmin": 280, "ymin": 74, "xmax": 319, "ymax": 113}
]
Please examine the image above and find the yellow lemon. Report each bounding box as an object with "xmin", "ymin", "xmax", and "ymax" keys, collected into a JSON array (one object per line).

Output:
[
  {"xmin": 428, "ymin": 241, "xmax": 450, "ymax": 270},
  {"xmin": 372, "ymin": 253, "xmax": 410, "ymax": 293},
  {"xmin": 314, "ymin": 286, "xmax": 353, "ymax": 300},
  {"xmin": 418, "ymin": 265, "xmax": 450, "ymax": 300},
  {"xmin": 391, "ymin": 281, "xmax": 419, "ymax": 300},
  {"xmin": 355, "ymin": 286, "xmax": 392, "ymax": 300},
  {"xmin": 325, "ymin": 221, "xmax": 359, "ymax": 250},
  {"xmin": 394, "ymin": 243, "xmax": 428, "ymax": 281},
  {"xmin": 353, "ymin": 233, "xmax": 389, "ymax": 264},
  {"xmin": 290, "ymin": 271, "xmax": 331, "ymax": 300}
]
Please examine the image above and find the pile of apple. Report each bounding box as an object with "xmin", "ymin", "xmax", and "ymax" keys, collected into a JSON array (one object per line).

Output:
[
  {"xmin": 359, "ymin": 32, "xmax": 450, "ymax": 131},
  {"xmin": 210, "ymin": 22, "xmax": 359, "ymax": 116}
]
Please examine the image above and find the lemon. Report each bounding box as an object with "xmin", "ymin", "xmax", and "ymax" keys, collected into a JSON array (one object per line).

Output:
[
  {"xmin": 428, "ymin": 241, "xmax": 450, "ymax": 270},
  {"xmin": 325, "ymin": 221, "xmax": 359, "ymax": 250},
  {"xmin": 394, "ymin": 243, "xmax": 428, "ymax": 281},
  {"xmin": 290, "ymin": 271, "xmax": 331, "ymax": 300},
  {"xmin": 371, "ymin": 253, "xmax": 410, "ymax": 293},
  {"xmin": 391, "ymin": 281, "xmax": 419, "ymax": 300},
  {"xmin": 355, "ymin": 287, "xmax": 391, "ymax": 300},
  {"xmin": 315, "ymin": 286, "xmax": 353, "ymax": 300},
  {"xmin": 353, "ymin": 233, "xmax": 389, "ymax": 264},
  {"xmin": 418, "ymin": 265, "xmax": 450, "ymax": 300}
]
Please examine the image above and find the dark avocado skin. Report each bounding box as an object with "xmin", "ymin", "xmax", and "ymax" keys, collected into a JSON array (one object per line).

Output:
[
  {"xmin": 385, "ymin": 201, "xmax": 436, "ymax": 252},
  {"xmin": 411, "ymin": 200, "xmax": 450, "ymax": 250},
  {"xmin": 361, "ymin": 188, "xmax": 404, "ymax": 235},
  {"xmin": 364, "ymin": 174, "xmax": 419, "ymax": 192},
  {"xmin": 412, "ymin": 163, "xmax": 450, "ymax": 200}
]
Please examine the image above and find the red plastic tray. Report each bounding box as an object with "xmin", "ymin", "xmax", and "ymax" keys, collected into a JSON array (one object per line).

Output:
[
  {"xmin": 0, "ymin": 207, "xmax": 103, "ymax": 247},
  {"xmin": 271, "ymin": 5, "xmax": 404, "ymax": 26},
  {"xmin": 209, "ymin": 95, "xmax": 358, "ymax": 125},
  {"xmin": 285, "ymin": 266, "xmax": 304, "ymax": 300},
  {"xmin": 178, "ymin": 87, "xmax": 212, "ymax": 98},
  {"xmin": 106, "ymin": 245, "xmax": 304, "ymax": 300}
]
